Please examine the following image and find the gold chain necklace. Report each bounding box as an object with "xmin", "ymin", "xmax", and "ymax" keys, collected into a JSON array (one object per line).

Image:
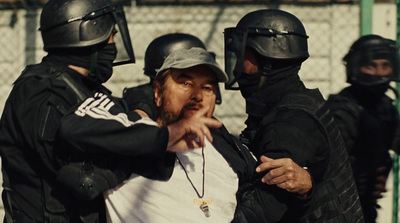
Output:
[{"xmin": 176, "ymin": 147, "xmax": 210, "ymax": 217}]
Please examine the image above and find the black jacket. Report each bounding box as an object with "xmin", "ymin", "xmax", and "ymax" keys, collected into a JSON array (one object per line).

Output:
[
  {"xmin": 0, "ymin": 57, "xmax": 170, "ymax": 223},
  {"xmin": 241, "ymin": 74, "xmax": 364, "ymax": 223},
  {"xmin": 210, "ymin": 126, "xmax": 266, "ymax": 223}
]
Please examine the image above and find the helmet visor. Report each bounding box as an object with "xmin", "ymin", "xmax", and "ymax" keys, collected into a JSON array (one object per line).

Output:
[
  {"xmin": 350, "ymin": 47, "xmax": 399, "ymax": 85},
  {"xmin": 111, "ymin": 4, "xmax": 135, "ymax": 66},
  {"xmin": 224, "ymin": 27, "xmax": 248, "ymax": 90}
]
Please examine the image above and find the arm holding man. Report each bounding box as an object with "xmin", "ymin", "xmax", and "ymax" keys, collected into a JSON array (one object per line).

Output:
[{"xmin": 257, "ymin": 156, "xmax": 312, "ymax": 197}]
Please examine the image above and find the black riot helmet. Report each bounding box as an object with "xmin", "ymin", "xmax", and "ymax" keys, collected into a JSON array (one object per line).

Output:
[
  {"xmin": 39, "ymin": 0, "xmax": 135, "ymax": 66},
  {"xmin": 343, "ymin": 35, "xmax": 399, "ymax": 86},
  {"xmin": 143, "ymin": 33, "xmax": 222, "ymax": 104},
  {"xmin": 224, "ymin": 9, "xmax": 309, "ymax": 89}
]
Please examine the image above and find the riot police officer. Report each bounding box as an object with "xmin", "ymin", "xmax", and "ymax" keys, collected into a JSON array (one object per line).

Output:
[
  {"xmin": 224, "ymin": 9, "xmax": 364, "ymax": 222},
  {"xmin": 123, "ymin": 33, "xmax": 222, "ymax": 118},
  {"xmin": 326, "ymin": 34, "xmax": 400, "ymax": 223},
  {"xmin": 0, "ymin": 1, "xmax": 134, "ymax": 221},
  {"xmin": 0, "ymin": 1, "xmax": 221, "ymax": 222}
]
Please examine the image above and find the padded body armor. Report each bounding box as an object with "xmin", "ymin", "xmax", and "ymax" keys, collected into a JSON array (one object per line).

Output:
[{"xmin": 260, "ymin": 91, "xmax": 365, "ymax": 223}]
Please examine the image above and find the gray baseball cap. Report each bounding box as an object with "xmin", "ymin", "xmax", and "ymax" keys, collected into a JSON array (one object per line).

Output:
[{"xmin": 156, "ymin": 47, "xmax": 228, "ymax": 83}]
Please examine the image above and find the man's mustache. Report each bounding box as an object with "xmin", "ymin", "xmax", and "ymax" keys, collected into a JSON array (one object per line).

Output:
[
  {"xmin": 183, "ymin": 103, "xmax": 203, "ymax": 110},
  {"xmin": 178, "ymin": 103, "xmax": 204, "ymax": 118}
]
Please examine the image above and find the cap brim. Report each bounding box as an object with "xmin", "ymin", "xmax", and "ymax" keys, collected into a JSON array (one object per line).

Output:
[{"xmin": 157, "ymin": 59, "xmax": 228, "ymax": 83}]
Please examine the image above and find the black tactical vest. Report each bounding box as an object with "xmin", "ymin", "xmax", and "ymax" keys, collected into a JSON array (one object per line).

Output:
[
  {"xmin": 267, "ymin": 91, "xmax": 365, "ymax": 223},
  {"xmin": 2, "ymin": 61, "xmax": 101, "ymax": 223}
]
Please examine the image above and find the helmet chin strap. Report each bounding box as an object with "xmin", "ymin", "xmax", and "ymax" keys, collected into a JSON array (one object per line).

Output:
[
  {"xmin": 88, "ymin": 51, "xmax": 98, "ymax": 77},
  {"xmin": 257, "ymin": 61, "xmax": 272, "ymax": 93}
]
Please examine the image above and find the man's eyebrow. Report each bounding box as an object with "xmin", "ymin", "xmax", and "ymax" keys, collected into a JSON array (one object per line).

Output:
[
  {"xmin": 208, "ymin": 79, "xmax": 218, "ymax": 86},
  {"xmin": 382, "ymin": 61, "xmax": 392, "ymax": 65},
  {"xmin": 177, "ymin": 71, "xmax": 218, "ymax": 85},
  {"xmin": 176, "ymin": 72, "xmax": 193, "ymax": 80}
]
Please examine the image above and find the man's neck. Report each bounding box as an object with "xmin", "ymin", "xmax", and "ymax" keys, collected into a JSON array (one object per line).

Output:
[{"xmin": 68, "ymin": 64, "xmax": 89, "ymax": 76}]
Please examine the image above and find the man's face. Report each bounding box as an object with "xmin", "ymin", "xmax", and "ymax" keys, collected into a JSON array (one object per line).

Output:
[
  {"xmin": 242, "ymin": 48, "xmax": 259, "ymax": 74},
  {"xmin": 360, "ymin": 59, "xmax": 393, "ymax": 77},
  {"xmin": 108, "ymin": 29, "xmax": 118, "ymax": 43},
  {"xmin": 154, "ymin": 65, "xmax": 218, "ymax": 126}
]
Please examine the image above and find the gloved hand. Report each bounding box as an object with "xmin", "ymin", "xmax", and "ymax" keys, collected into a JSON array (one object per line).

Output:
[
  {"xmin": 371, "ymin": 166, "xmax": 390, "ymax": 204},
  {"xmin": 123, "ymin": 84, "xmax": 158, "ymax": 120},
  {"xmin": 56, "ymin": 161, "xmax": 120, "ymax": 201}
]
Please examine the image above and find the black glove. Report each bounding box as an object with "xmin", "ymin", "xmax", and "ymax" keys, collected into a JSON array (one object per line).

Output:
[
  {"xmin": 123, "ymin": 84, "xmax": 158, "ymax": 120},
  {"xmin": 56, "ymin": 161, "xmax": 120, "ymax": 201}
]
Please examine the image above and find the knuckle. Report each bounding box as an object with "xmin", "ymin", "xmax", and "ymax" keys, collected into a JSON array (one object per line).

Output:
[
  {"xmin": 268, "ymin": 170, "xmax": 275, "ymax": 177},
  {"xmin": 286, "ymin": 182, "xmax": 295, "ymax": 190}
]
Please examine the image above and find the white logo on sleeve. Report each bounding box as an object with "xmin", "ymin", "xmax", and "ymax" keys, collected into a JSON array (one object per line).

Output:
[{"xmin": 75, "ymin": 92, "xmax": 157, "ymax": 127}]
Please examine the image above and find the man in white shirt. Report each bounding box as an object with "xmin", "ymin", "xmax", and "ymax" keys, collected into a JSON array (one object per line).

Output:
[{"xmin": 105, "ymin": 47, "xmax": 256, "ymax": 223}]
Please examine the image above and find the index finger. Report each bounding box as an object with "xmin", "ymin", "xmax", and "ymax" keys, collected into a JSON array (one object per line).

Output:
[
  {"xmin": 195, "ymin": 104, "xmax": 211, "ymax": 118},
  {"xmin": 194, "ymin": 117, "xmax": 221, "ymax": 144},
  {"xmin": 256, "ymin": 156, "xmax": 290, "ymax": 172},
  {"xmin": 201, "ymin": 116, "xmax": 222, "ymax": 129}
]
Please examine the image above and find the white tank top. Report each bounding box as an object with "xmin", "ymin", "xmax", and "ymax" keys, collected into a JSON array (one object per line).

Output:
[{"xmin": 104, "ymin": 139, "xmax": 239, "ymax": 223}]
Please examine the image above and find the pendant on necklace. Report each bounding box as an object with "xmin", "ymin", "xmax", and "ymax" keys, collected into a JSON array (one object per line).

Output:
[{"xmin": 200, "ymin": 201, "xmax": 210, "ymax": 217}]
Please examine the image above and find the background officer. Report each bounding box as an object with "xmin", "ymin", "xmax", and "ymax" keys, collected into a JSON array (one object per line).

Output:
[
  {"xmin": 0, "ymin": 1, "xmax": 221, "ymax": 222},
  {"xmin": 326, "ymin": 34, "xmax": 400, "ymax": 223}
]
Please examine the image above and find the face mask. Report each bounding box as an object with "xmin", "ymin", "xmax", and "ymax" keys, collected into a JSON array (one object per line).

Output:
[
  {"xmin": 353, "ymin": 72, "xmax": 391, "ymax": 86},
  {"xmin": 95, "ymin": 43, "xmax": 117, "ymax": 83},
  {"xmin": 353, "ymin": 82, "xmax": 390, "ymax": 101},
  {"xmin": 237, "ymin": 72, "xmax": 262, "ymax": 98}
]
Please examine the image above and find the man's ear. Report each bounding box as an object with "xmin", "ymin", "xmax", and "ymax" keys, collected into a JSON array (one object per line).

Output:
[{"xmin": 154, "ymin": 82, "xmax": 162, "ymax": 107}]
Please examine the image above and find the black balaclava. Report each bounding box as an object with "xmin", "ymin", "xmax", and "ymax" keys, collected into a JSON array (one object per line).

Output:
[
  {"xmin": 239, "ymin": 58, "xmax": 302, "ymax": 144},
  {"xmin": 350, "ymin": 69, "xmax": 392, "ymax": 104},
  {"xmin": 48, "ymin": 43, "xmax": 117, "ymax": 84},
  {"xmin": 237, "ymin": 57, "xmax": 302, "ymax": 118},
  {"xmin": 236, "ymin": 71, "xmax": 262, "ymax": 98},
  {"xmin": 93, "ymin": 43, "xmax": 117, "ymax": 83},
  {"xmin": 354, "ymin": 82, "xmax": 390, "ymax": 99}
]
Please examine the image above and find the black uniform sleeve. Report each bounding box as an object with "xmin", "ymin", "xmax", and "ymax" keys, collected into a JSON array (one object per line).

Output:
[
  {"xmin": 53, "ymin": 92, "xmax": 172, "ymax": 201},
  {"xmin": 249, "ymin": 109, "xmax": 328, "ymax": 222},
  {"xmin": 9, "ymin": 75, "xmax": 70, "ymax": 174},
  {"xmin": 254, "ymin": 109, "xmax": 328, "ymax": 175},
  {"xmin": 55, "ymin": 92, "xmax": 168, "ymax": 157}
]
